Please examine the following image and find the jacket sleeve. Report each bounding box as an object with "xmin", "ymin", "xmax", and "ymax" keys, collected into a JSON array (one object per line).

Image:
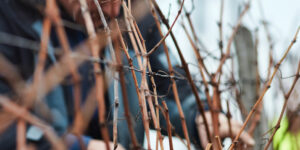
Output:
[
  {"xmin": 135, "ymin": 13, "xmax": 209, "ymax": 148},
  {"xmin": 0, "ymin": 7, "xmax": 22, "ymax": 99},
  {"xmin": 0, "ymin": 13, "xmax": 25, "ymax": 149},
  {"xmin": 0, "ymin": 7, "xmax": 68, "ymax": 148}
]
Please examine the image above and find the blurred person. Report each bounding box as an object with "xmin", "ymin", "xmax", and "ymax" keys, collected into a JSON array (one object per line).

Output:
[
  {"xmin": 0, "ymin": 0, "xmax": 254, "ymax": 149},
  {"xmin": 0, "ymin": 0, "xmax": 123, "ymax": 150}
]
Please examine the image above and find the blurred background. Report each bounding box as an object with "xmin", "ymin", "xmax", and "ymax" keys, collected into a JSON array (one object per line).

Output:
[
  {"xmin": 144, "ymin": 0, "xmax": 300, "ymax": 149},
  {"xmin": 0, "ymin": 0, "xmax": 299, "ymax": 149}
]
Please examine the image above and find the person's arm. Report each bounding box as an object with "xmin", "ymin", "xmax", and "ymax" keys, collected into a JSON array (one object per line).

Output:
[
  {"xmin": 133, "ymin": 13, "xmax": 207, "ymax": 148},
  {"xmin": 137, "ymin": 13, "xmax": 255, "ymax": 149},
  {"xmin": 146, "ymin": 37, "xmax": 206, "ymax": 147}
]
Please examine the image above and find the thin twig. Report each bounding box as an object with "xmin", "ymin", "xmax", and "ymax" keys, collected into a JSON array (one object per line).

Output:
[
  {"xmin": 122, "ymin": 2, "xmax": 151, "ymax": 149},
  {"xmin": 0, "ymin": 33, "xmax": 108, "ymax": 135},
  {"xmin": 182, "ymin": 23, "xmax": 222, "ymax": 142},
  {"xmin": 229, "ymin": 27, "xmax": 300, "ymax": 149},
  {"xmin": 205, "ymin": 143, "xmax": 213, "ymax": 150},
  {"xmin": 77, "ymin": 0, "xmax": 111, "ymax": 149},
  {"xmin": 218, "ymin": 0, "xmax": 225, "ymax": 57},
  {"xmin": 124, "ymin": 3, "xmax": 164, "ymax": 148},
  {"xmin": 182, "ymin": 24, "xmax": 210, "ymax": 78},
  {"xmin": 131, "ymin": 20, "xmax": 164, "ymax": 150},
  {"xmin": 264, "ymin": 61, "xmax": 300, "ymax": 150},
  {"xmin": 226, "ymin": 100, "xmax": 233, "ymax": 140},
  {"xmin": 176, "ymin": 0, "xmax": 214, "ymax": 62},
  {"xmin": 148, "ymin": 1, "xmax": 195, "ymax": 149},
  {"xmin": 27, "ymin": 12, "xmax": 53, "ymax": 150},
  {"xmin": 157, "ymin": 104, "xmax": 187, "ymax": 147},
  {"xmin": 32, "ymin": 17, "xmax": 51, "ymax": 100},
  {"xmin": 46, "ymin": 2, "xmax": 88, "ymax": 149},
  {"xmin": 214, "ymin": 1, "xmax": 252, "ymax": 78},
  {"xmin": 17, "ymin": 119, "xmax": 26, "ymax": 150},
  {"xmin": 215, "ymin": 136, "xmax": 223, "ymax": 150},
  {"xmin": 150, "ymin": 0, "xmax": 212, "ymax": 146},
  {"xmin": 162, "ymin": 101, "xmax": 174, "ymax": 150},
  {"xmin": 0, "ymin": 96, "xmax": 65, "ymax": 150},
  {"xmin": 211, "ymin": 79, "xmax": 222, "ymax": 136},
  {"xmin": 147, "ymin": 0, "xmax": 185, "ymax": 56},
  {"xmin": 48, "ymin": 0, "xmax": 82, "ymax": 119},
  {"xmin": 92, "ymin": 1, "xmax": 120, "ymax": 149},
  {"xmin": 115, "ymin": 19, "xmax": 150, "ymax": 150},
  {"xmin": 114, "ymin": 26, "xmax": 139, "ymax": 149}
]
